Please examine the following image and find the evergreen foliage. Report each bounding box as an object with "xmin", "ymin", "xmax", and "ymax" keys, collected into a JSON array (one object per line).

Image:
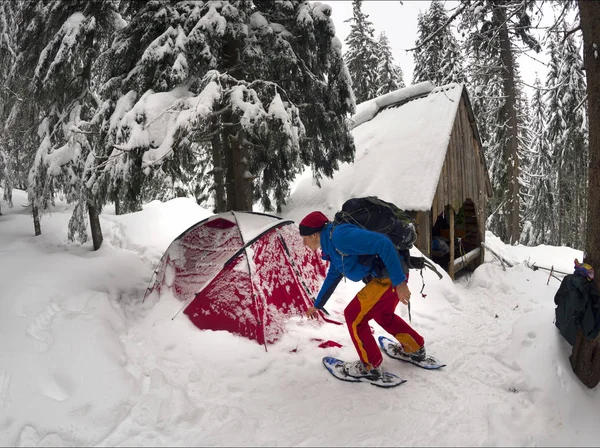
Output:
[
  {"xmin": 459, "ymin": 0, "xmax": 540, "ymax": 244},
  {"xmin": 544, "ymin": 27, "xmax": 588, "ymax": 249},
  {"xmin": 100, "ymin": 0, "xmax": 355, "ymax": 213},
  {"xmin": 516, "ymin": 72, "xmax": 532, "ymax": 233},
  {"xmin": 413, "ymin": 0, "xmax": 465, "ymax": 86},
  {"xmin": 0, "ymin": 1, "xmax": 18, "ymax": 208},
  {"xmin": 344, "ymin": 0, "xmax": 379, "ymax": 103},
  {"xmin": 19, "ymin": 1, "xmax": 122, "ymax": 243},
  {"xmin": 520, "ymin": 76, "xmax": 554, "ymax": 245},
  {"xmin": 375, "ymin": 32, "xmax": 405, "ymax": 96}
]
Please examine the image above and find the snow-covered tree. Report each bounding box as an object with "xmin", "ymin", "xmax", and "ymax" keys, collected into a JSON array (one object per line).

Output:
[
  {"xmin": 520, "ymin": 76, "xmax": 554, "ymax": 246},
  {"xmin": 545, "ymin": 26, "xmax": 588, "ymax": 249},
  {"xmin": 344, "ymin": 0, "xmax": 379, "ymax": 103},
  {"xmin": 413, "ymin": 0, "xmax": 465, "ymax": 86},
  {"xmin": 459, "ymin": 0, "xmax": 541, "ymax": 244},
  {"xmin": 16, "ymin": 0, "xmax": 123, "ymax": 248},
  {"xmin": 100, "ymin": 0, "xmax": 355, "ymax": 213},
  {"xmin": 4, "ymin": 1, "xmax": 53, "ymax": 235},
  {"xmin": 516, "ymin": 74, "xmax": 532, "ymax": 229},
  {"xmin": 375, "ymin": 32, "xmax": 404, "ymax": 96},
  {"xmin": 0, "ymin": 1, "xmax": 18, "ymax": 210}
]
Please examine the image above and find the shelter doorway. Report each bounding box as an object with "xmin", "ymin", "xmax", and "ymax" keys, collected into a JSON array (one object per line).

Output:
[{"xmin": 430, "ymin": 199, "xmax": 482, "ymax": 278}]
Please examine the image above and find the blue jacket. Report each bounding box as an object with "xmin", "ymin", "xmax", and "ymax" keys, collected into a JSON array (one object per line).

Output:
[{"xmin": 313, "ymin": 223, "xmax": 406, "ymax": 309}]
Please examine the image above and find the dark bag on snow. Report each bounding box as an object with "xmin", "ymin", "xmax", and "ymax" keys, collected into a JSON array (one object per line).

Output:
[{"xmin": 554, "ymin": 274, "xmax": 600, "ymax": 345}]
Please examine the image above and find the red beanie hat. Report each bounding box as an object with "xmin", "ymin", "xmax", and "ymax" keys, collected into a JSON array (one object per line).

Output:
[{"xmin": 299, "ymin": 211, "xmax": 330, "ymax": 236}]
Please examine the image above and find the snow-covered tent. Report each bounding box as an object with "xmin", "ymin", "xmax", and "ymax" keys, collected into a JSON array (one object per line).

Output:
[
  {"xmin": 145, "ymin": 211, "xmax": 328, "ymax": 346},
  {"xmin": 286, "ymin": 82, "xmax": 493, "ymax": 279}
]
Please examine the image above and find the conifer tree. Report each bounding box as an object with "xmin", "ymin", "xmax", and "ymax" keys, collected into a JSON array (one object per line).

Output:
[
  {"xmin": 545, "ymin": 26, "xmax": 588, "ymax": 249},
  {"xmin": 516, "ymin": 72, "xmax": 532, "ymax": 231},
  {"xmin": 4, "ymin": 1, "xmax": 54, "ymax": 235},
  {"xmin": 459, "ymin": 0, "xmax": 541, "ymax": 244},
  {"xmin": 520, "ymin": 77, "xmax": 554, "ymax": 246},
  {"xmin": 344, "ymin": 0, "xmax": 379, "ymax": 103},
  {"xmin": 101, "ymin": 0, "xmax": 355, "ymax": 213},
  {"xmin": 413, "ymin": 0, "xmax": 465, "ymax": 86},
  {"xmin": 0, "ymin": 1, "xmax": 18, "ymax": 209},
  {"xmin": 17, "ymin": 0, "xmax": 122, "ymax": 249},
  {"xmin": 375, "ymin": 32, "xmax": 405, "ymax": 96}
]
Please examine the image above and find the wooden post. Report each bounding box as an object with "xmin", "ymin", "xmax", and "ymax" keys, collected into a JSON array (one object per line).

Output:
[
  {"xmin": 449, "ymin": 206, "xmax": 455, "ymax": 280},
  {"xmin": 546, "ymin": 266, "xmax": 554, "ymax": 286},
  {"xmin": 416, "ymin": 211, "xmax": 430, "ymax": 256}
]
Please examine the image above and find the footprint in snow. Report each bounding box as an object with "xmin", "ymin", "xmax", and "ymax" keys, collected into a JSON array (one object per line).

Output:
[
  {"xmin": 26, "ymin": 302, "xmax": 62, "ymax": 352},
  {"xmin": 39, "ymin": 373, "xmax": 74, "ymax": 402},
  {"xmin": 0, "ymin": 370, "xmax": 11, "ymax": 411}
]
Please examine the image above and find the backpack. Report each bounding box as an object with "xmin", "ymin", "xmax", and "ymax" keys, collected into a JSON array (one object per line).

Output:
[
  {"xmin": 333, "ymin": 196, "xmax": 418, "ymax": 276},
  {"xmin": 554, "ymin": 273, "xmax": 600, "ymax": 345},
  {"xmin": 334, "ymin": 196, "xmax": 417, "ymax": 248}
]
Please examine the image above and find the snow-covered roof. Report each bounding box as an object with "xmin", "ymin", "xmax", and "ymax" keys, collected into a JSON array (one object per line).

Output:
[
  {"xmin": 350, "ymin": 81, "xmax": 436, "ymax": 129},
  {"xmin": 285, "ymin": 82, "xmax": 465, "ymax": 223}
]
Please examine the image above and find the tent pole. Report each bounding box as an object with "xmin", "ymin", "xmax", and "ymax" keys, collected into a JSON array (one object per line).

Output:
[
  {"xmin": 232, "ymin": 211, "xmax": 269, "ymax": 352},
  {"xmin": 171, "ymin": 298, "xmax": 193, "ymax": 320}
]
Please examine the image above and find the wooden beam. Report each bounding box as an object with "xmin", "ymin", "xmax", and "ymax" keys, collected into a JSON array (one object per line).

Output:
[
  {"xmin": 481, "ymin": 242, "xmax": 513, "ymax": 270},
  {"xmin": 416, "ymin": 210, "xmax": 431, "ymax": 256},
  {"xmin": 449, "ymin": 206, "xmax": 455, "ymax": 280},
  {"xmin": 453, "ymin": 247, "xmax": 481, "ymax": 272}
]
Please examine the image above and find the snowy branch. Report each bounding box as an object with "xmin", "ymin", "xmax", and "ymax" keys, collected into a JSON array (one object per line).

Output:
[
  {"xmin": 546, "ymin": 1, "xmax": 573, "ymax": 35},
  {"xmin": 68, "ymin": 127, "xmax": 100, "ymax": 135},
  {"xmin": 247, "ymin": 79, "xmax": 294, "ymax": 105},
  {"xmin": 405, "ymin": 3, "xmax": 467, "ymax": 52},
  {"xmin": 186, "ymin": 128, "xmax": 221, "ymax": 143},
  {"xmin": 289, "ymin": 48, "xmax": 327, "ymax": 88},
  {"xmin": 1, "ymin": 85, "xmax": 23, "ymax": 102},
  {"xmin": 518, "ymin": 78, "xmax": 567, "ymax": 92},
  {"xmin": 573, "ymin": 94, "xmax": 588, "ymax": 114},
  {"xmin": 562, "ymin": 24, "xmax": 582, "ymax": 44}
]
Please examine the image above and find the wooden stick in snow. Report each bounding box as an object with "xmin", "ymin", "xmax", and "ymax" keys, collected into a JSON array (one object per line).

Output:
[{"xmin": 481, "ymin": 242, "xmax": 513, "ymax": 270}]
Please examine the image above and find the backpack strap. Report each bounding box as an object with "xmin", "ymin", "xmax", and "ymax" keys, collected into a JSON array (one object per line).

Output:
[
  {"xmin": 329, "ymin": 222, "xmax": 349, "ymax": 257},
  {"xmin": 328, "ymin": 222, "xmax": 348, "ymax": 281}
]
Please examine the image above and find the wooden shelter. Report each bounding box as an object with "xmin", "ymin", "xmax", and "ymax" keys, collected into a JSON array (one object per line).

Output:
[{"xmin": 287, "ymin": 81, "xmax": 492, "ymax": 279}]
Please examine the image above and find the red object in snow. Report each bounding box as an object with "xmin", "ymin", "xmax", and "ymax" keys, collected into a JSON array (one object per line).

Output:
[
  {"xmin": 315, "ymin": 339, "xmax": 343, "ymax": 349},
  {"xmin": 146, "ymin": 211, "xmax": 329, "ymax": 346}
]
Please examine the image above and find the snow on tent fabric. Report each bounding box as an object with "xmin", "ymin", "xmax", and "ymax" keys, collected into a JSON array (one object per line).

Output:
[{"xmin": 146, "ymin": 211, "xmax": 328, "ymax": 345}]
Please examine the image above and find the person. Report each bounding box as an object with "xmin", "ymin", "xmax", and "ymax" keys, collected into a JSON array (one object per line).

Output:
[{"xmin": 299, "ymin": 210, "xmax": 426, "ymax": 380}]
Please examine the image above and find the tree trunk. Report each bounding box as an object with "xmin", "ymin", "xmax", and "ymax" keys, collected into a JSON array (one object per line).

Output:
[
  {"xmin": 114, "ymin": 199, "xmax": 121, "ymax": 216},
  {"xmin": 88, "ymin": 202, "xmax": 103, "ymax": 251},
  {"xmin": 573, "ymin": 0, "xmax": 600, "ymax": 389},
  {"xmin": 495, "ymin": 3, "xmax": 520, "ymax": 245},
  {"xmin": 226, "ymin": 130, "xmax": 253, "ymax": 211},
  {"xmin": 557, "ymin": 166, "xmax": 563, "ymax": 245},
  {"xmin": 32, "ymin": 204, "xmax": 41, "ymax": 236},
  {"xmin": 221, "ymin": 31, "xmax": 253, "ymax": 212},
  {"xmin": 211, "ymin": 130, "xmax": 227, "ymax": 213},
  {"xmin": 570, "ymin": 330, "xmax": 600, "ymax": 388}
]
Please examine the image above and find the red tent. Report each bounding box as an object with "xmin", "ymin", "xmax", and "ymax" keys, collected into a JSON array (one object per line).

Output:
[{"xmin": 146, "ymin": 211, "xmax": 329, "ymax": 346}]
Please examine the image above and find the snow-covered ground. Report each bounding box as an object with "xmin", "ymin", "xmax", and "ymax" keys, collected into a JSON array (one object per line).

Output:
[{"xmin": 0, "ymin": 188, "xmax": 597, "ymax": 447}]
